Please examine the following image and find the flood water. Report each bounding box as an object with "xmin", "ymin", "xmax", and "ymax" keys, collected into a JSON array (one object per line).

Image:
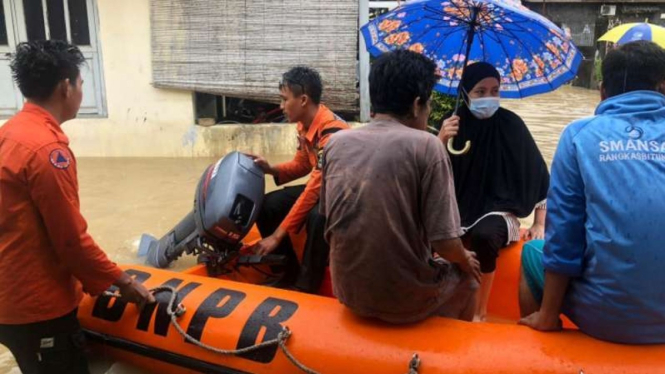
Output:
[
  {"xmin": 502, "ymin": 86, "xmax": 600, "ymax": 165},
  {"xmin": 0, "ymin": 86, "xmax": 599, "ymax": 373}
]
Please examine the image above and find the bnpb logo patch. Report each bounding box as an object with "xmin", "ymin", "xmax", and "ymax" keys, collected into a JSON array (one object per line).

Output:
[{"xmin": 49, "ymin": 149, "xmax": 71, "ymax": 169}]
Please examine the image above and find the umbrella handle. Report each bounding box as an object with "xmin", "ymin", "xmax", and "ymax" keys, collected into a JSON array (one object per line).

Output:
[
  {"xmin": 447, "ymin": 137, "xmax": 471, "ymax": 155},
  {"xmin": 444, "ymin": 6, "xmax": 478, "ymax": 158}
]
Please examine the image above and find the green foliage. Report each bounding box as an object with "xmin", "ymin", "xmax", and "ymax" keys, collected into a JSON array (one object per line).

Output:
[
  {"xmin": 594, "ymin": 57, "xmax": 603, "ymax": 85},
  {"xmin": 428, "ymin": 91, "xmax": 457, "ymax": 133}
]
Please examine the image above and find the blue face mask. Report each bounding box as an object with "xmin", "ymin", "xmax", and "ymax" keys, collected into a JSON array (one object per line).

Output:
[{"xmin": 468, "ymin": 97, "xmax": 500, "ymax": 119}]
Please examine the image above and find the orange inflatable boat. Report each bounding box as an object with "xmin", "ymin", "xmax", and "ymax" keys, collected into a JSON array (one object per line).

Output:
[
  {"xmin": 79, "ymin": 152, "xmax": 665, "ymax": 373},
  {"xmin": 78, "ymin": 236, "xmax": 665, "ymax": 374}
]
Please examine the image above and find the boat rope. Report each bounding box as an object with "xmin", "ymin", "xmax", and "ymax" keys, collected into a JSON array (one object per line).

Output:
[
  {"xmin": 407, "ymin": 353, "xmax": 421, "ymax": 374},
  {"xmin": 103, "ymin": 286, "xmax": 320, "ymax": 374},
  {"xmin": 104, "ymin": 287, "xmax": 421, "ymax": 374}
]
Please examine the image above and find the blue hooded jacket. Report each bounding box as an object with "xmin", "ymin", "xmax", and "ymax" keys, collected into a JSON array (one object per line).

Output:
[{"xmin": 545, "ymin": 90, "xmax": 665, "ymax": 344}]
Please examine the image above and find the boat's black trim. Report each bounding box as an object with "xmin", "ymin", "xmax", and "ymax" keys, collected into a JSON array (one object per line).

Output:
[{"xmin": 83, "ymin": 329, "xmax": 252, "ymax": 374}]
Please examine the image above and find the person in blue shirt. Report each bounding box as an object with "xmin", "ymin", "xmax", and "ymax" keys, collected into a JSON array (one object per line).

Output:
[{"xmin": 518, "ymin": 41, "xmax": 665, "ymax": 344}]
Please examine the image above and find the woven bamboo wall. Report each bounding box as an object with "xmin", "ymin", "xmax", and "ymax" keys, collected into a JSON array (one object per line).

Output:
[{"xmin": 150, "ymin": 0, "xmax": 359, "ymax": 111}]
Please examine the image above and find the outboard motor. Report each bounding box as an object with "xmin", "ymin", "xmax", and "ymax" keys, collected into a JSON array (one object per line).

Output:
[{"xmin": 139, "ymin": 152, "xmax": 283, "ymax": 275}]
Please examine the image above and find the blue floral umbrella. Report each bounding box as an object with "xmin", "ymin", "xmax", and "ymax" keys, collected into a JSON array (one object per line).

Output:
[
  {"xmin": 362, "ymin": 0, "xmax": 582, "ymax": 154},
  {"xmin": 362, "ymin": 0, "xmax": 582, "ymax": 99}
]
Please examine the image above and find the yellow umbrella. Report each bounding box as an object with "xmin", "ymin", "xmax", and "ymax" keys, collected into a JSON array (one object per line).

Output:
[{"xmin": 598, "ymin": 22, "xmax": 665, "ymax": 48}]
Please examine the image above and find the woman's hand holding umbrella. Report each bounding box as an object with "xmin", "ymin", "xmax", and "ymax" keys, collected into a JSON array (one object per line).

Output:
[
  {"xmin": 439, "ymin": 115, "xmax": 460, "ymax": 143},
  {"xmin": 439, "ymin": 114, "xmax": 471, "ymax": 155}
]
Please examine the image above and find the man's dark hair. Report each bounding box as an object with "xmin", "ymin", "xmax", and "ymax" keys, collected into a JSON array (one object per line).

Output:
[
  {"xmin": 280, "ymin": 66, "xmax": 323, "ymax": 104},
  {"xmin": 369, "ymin": 49, "xmax": 438, "ymax": 117},
  {"xmin": 602, "ymin": 41, "xmax": 665, "ymax": 98},
  {"xmin": 10, "ymin": 40, "xmax": 85, "ymax": 101}
]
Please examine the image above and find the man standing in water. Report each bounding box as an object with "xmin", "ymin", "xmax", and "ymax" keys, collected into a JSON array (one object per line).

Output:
[
  {"xmin": 0, "ymin": 40, "xmax": 154, "ymax": 373},
  {"xmin": 249, "ymin": 66, "xmax": 349, "ymax": 293}
]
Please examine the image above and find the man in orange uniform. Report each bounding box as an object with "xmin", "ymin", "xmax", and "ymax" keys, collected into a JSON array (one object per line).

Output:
[
  {"xmin": 249, "ymin": 66, "xmax": 349, "ymax": 293},
  {"xmin": 0, "ymin": 40, "xmax": 154, "ymax": 374}
]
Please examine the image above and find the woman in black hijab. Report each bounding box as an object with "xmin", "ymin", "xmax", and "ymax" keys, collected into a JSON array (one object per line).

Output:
[{"xmin": 439, "ymin": 62, "xmax": 549, "ymax": 321}]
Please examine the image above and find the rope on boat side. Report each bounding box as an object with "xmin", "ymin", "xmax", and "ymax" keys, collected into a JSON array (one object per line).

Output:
[
  {"xmin": 103, "ymin": 287, "xmax": 422, "ymax": 374},
  {"xmin": 103, "ymin": 286, "xmax": 320, "ymax": 374},
  {"xmin": 407, "ymin": 353, "xmax": 421, "ymax": 374}
]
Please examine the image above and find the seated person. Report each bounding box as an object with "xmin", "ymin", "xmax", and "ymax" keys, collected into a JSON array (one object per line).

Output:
[
  {"xmin": 519, "ymin": 41, "xmax": 665, "ymax": 344},
  {"xmin": 320, "ymin": 50, "xmax": 481, "ymax": 324},
  {"xmin": 249, "ymin": 66, "xmax": 349, "ymax": 293},
  {"xmin": 438, "ymin": 62, "xmax": 550, "ymax": 321}
]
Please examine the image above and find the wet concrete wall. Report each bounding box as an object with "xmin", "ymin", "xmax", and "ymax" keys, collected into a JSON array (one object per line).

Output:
[{"xmin": 0, "ymin": 0, "xmax": 361, "ymax": 158}]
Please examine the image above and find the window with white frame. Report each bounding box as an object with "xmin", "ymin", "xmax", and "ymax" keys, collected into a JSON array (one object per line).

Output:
[{"xmin": 0, "ymin": 0, "xmax": 105, "ymax": 117}]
